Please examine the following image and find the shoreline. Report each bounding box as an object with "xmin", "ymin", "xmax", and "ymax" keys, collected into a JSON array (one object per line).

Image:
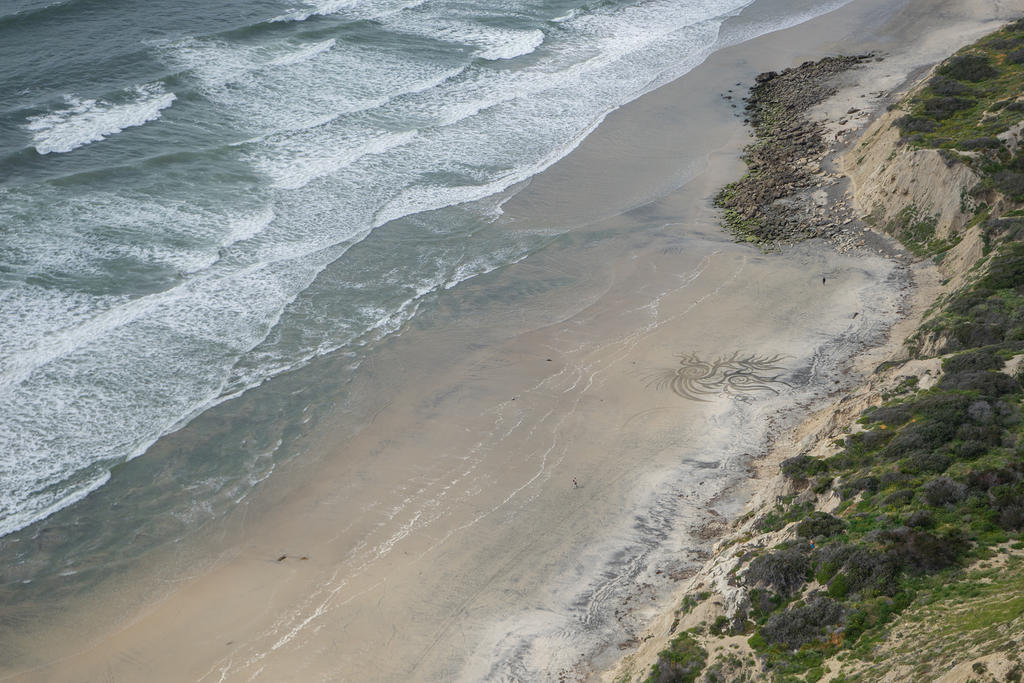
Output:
[{"xmin": 5, "ymin": 0, "xmax": 1022, "ymax": 681}]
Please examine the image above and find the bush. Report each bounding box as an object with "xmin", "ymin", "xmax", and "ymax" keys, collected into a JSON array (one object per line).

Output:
[
  {"xmin": 869, "ymin": 404, "xmax": 915, "ymax": 428},
  {"xmin": 965, "ymin": 466, "xmax": 1020, "ymax": 492},
  {"xmin": 985, "ymin": 217, "xmax": 1024, "ymax": 240},
  {"xmin": 897, "ymin": 115, "xmax": 938, "ymax": 133},
  {"xmin": 840, "ymin": 475, "xmax": 882, "ymax": 499},
  {"xmin": 922, "ymin": 96, "xmax": 974, "ymax": 119},
  {"xmin": 993, "ymin": 170, "xmax": 1024, "ymax": 201},
  {"xmin": 938, "ymin": 54, "xmax": 998, "ymax": 82},
  {"xmin": 898, "ymin": 529, "xmax": 969, "ymax": 571},
  {"xmin": 813, "ymin": 543, "xmax": 856, "ymax": 583},
  {"xmin": 943, "ymin": 348, "xmax": 1004, "ymax": 374},
  {"xmin": 827, "ymin": 572, "xmax": 850, "ymax": 599},
  {"xmin": 759, "ymin": 597, "xmax": 846, "ymax": 650},
  {"xmin": 900, "ymin": 450, "xmax": 952, "ymax": 475},
  {"xmin": 649, "ymin": 631, "xmax": 707, "ymax": 683},
  {"xmin": 905, "ymin": 510, "xmax": 934, "ymax": 528},
  {"xmin": 797, "ymin": 512, "xmax": 846, "ymax": 539},
  {"xmin": 882, "ymin": 488, "xmax": 916, "ymax": 506},
  {"xmin": 1000, "ymin": 505, "xmax": 1024, "ymax": 529},
  {"xmin": 781, "ymin": 454, "xmax": 829, "ymax": 479},
  {"xmin": 938, "ymin": 370, "xmax": 1021, "ymax": 396},
  {"xmin": 842, "ymin": 548, "xmax": 903, "ymax": 594},
  {"xmin": 922, "ymin": 476, "xmax": 968, "ymax": 506},
  {"xmin": 928, "ymin": 75, "xmax": 973, "ymax": 96},
  {"xmin": 954, "ymin": 439, "xmax": 988, "ymax": 460},
  {"xmin": 960, "ymin": 136, "xmax": 1004, "ymax": 150},
  {"xmin": 990, "ymin": 481, "xmax": 1024, "ymax": 529},
  {"xmin": 1009, "ymin": 47, "xmax": 1024, "ymax": 64},
  {"xmin": 881, "ymin": 470, "xmax": 914, "ymax": 488},
  {"xmin": 883, "ymin": 421, "xmax": 959, "ymax": 459},
  {"xmin": 972, "ymin": 243, "xmax": 1024, "ymax": 290},
  {"xmin": 745, "ymin": 544, "xmax": 812, "ymax": 595},
  {"xmin": 851, "ymin": 476, "xmax": 880, "ymax": 493}
]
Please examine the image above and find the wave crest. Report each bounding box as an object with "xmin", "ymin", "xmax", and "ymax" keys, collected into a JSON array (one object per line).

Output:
[{"xmin": 26, "ymin": 83, "xmax": 176, "ymax": 155}]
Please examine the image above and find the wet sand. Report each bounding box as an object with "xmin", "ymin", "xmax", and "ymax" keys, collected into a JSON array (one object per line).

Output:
[{"xmin": 4, "ymin": 0, "xmax": 1020, "ymax": 681}]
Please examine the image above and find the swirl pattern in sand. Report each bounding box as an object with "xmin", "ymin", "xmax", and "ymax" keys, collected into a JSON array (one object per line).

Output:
[{"xmin": 649, "ymin": 351, "xmax": 791, "ymax": 401}]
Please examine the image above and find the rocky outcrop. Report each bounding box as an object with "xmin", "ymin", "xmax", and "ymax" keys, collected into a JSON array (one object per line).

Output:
[{"xmin": 715, "ymin": 56, "xmax": 873, "ymax": 246}]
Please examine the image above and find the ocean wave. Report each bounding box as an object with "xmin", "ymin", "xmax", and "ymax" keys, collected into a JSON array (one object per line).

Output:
[
  {"xmin": 384, "ymin": 17, "xmax": 545, "ymax": 61},
  {"xmin": 271, "ymin": 0, "xmax": 427, "ymax": 23},
  {"xmin": 0, "ymin": 0, "xmax": 80, "ymax": 24},
  {"xmin": 268, "ymin": 38, "xmax": 337, "ymax": 66},
  {"xmin": 164, "ymin": 36, "xmax": 462, "ymax": 134},
  {"xmin": 25, "ymin": 83, "xmax": 176, "ymax": 155},
  {"xmin": 255, "ymin": 129, "xmax": 418, "ymax": 190}
]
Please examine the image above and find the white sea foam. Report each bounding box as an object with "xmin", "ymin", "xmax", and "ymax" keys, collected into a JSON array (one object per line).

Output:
[
  {"xmin": 26, "ymin": 83, "xmax": 176, "ymax": 154},
  {"xmin": 164, "ymin": 37, "xmax": 461, "ymax": 134},
  {"xmin": 269, "ymin": 38, "xmax": 337, "ymax": 66},
  {"xmin": 271, "ymin": 0, "xmax": 426, "ymax": 23},
  {"xmin": 255, "ymin": 129, "xmax": 418, "ymax": 190}
]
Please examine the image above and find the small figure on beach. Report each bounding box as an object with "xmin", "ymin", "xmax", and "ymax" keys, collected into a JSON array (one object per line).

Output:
[
  {"xmin": 572, "ymin": 478, "xmax": 579, "ymax": 489},
  {"xmin": 822, "ymin": 276, "xmax": 826, "ymax": 285}
]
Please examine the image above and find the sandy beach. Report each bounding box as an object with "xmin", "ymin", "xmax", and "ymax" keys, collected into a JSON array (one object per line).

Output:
[{"xmin": 4, "ymin": 0, "xmax": 1022, "ymax": 681}]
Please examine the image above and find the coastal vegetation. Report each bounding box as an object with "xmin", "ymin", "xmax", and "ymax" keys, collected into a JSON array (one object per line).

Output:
[{"xmin": 647, "ymin": 19, "xmax": 1024, "ymax": 683}]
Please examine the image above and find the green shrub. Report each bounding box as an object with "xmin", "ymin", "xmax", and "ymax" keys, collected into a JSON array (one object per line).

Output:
[
  {"xmin": 937, "ymin": 370, "xmax": 1020, "ymax": 396},
  {"xmin": 938, "ymin": 54, "xmax": 998, "ymax": 82},
  {"xmin": 990, "ymin": 481, "xmax": 1024, "ymax": 529},
  {"xmin": 955, "ymin": 440, "xmax": 989, "ymax": 460},
  {"xmin": 828, "ymin": 572, "xmax": 851, "ymax": 599},
  {"xmin": 797, "ymin": 512, "xmax": 846, "ymax": 539},
  {"xmin": 961, "ymin": 136, "xmax": 1004, "ymax": 150},
  {"xmin": 881, "ymin": 488, "xmax": 917, "ymax": 506},
  {"xmin": 813, "ymin": 543, "xmax": 857, "ymax": 582},
  {"xmin": 745, "ymin": 544, "xmax": 812, "ymax": 595},
  {"xmin": 897, "ymin": 115, "xmax": 938, "ymax": 133},
  {"xmin": 881, "ymin": 470, "xmax": 915, "ymax": 489},
  {"xmin": 709, "ymin": 615, "xmax": 731, "ymax": 636},
  {"xmin": 905, "ymin": 510, "xmax": 934, "ymax": 528},
  {"xmin": 900, "ymin": 451, "xmax": 952, "ymax": 475},
  {"xmin": 991, "ymin": 169, "xmax": 1024, "ymax": 201},
  {"xmin": 922, "ymin": 96, "xmax": 974, "ymax": 119},
  {"xmin": 923, "ymin": 476, "xmax": 968, "ymax": 505},
  {"xmin": 842, "ymin": 548, "xmax": 903, "ymax": 594},
  {"xmin": 781, "ymin": 454, "xmax": 830, "ymax": 479},
  {"xmin": 943, "ymin": 348, "xmax": 1005, "ymax": 374},
  {"xmin": 648, "ymin": 632, "xmax": 707, "ymax": 683},
  {"xmin": 928, "ymin": 75, "xmax": 974, "ymax": 96},
  {"xmin": 759, "ymin": 596, "xmax": 846, "ymax": 649},
  {"xmin": 883, "ymin": 420, "xmax": 962, "ymax": 460}
]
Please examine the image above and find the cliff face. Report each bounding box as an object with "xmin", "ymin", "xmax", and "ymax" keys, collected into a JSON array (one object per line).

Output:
[
  {"xmin": 845, "ymin": 107, "xmax": 978, "ymax": 243},
  {"xmin": 843, "ymin": 96, "xmax": 989, "ymax": 302}
]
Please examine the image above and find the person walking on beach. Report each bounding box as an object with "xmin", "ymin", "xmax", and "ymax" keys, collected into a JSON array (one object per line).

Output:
[{"xmin": 572, "ymin": 478, "xmax": 579, "ymax": 489}]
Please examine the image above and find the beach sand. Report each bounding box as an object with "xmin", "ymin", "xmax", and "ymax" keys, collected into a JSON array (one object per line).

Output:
[{"xmin": 5, "ymin": 0, "xmax": 1022, "ymax": 681}]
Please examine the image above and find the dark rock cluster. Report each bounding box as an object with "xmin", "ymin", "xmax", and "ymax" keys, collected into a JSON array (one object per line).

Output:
[{"xmin": 716, "ymin": 55, "xmax": 874, "ymax": 247}]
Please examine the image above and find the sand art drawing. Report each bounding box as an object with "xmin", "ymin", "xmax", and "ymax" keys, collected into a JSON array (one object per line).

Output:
[{"xmin": 648, "ymin": 352, "xmax": 791, "ymax": 402}]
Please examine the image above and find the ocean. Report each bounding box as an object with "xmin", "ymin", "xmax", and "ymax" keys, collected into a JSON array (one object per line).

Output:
[{"xmin": 0, "ymin": 0, "xmax": 850, "ymax": 597}]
